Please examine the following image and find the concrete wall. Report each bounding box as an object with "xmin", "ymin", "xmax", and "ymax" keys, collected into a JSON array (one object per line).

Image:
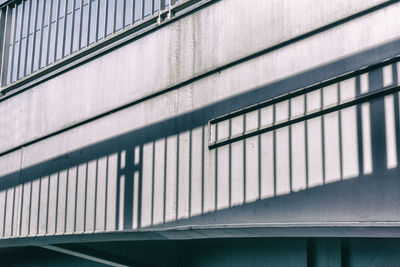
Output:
[
  {"xmin": 1, "ymin": 0, "xmax": 400, "ymax": 242},
  {"xmin": 0, "ymin": 0, "xmax": 393, "ymax": 153}
]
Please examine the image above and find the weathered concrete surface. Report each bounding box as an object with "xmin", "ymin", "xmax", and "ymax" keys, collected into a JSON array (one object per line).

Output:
[
  {"xmin": 0, "ymin": 0, "xmax": 394, "ymax": 153},
  {"xmin": 17, "ymin": 2, "xmax": 400, "ymax": 169},
  {"xmin": 1, "ymin": 0, "xmax": 400, "ymax": 242}
]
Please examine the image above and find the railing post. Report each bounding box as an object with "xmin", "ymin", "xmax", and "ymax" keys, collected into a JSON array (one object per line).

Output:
[
  {"xmin": 94, "ymin": 0, "xmax": 100, "ymax": 41},
  {"xmin": 61, "ymin": 0, "xmax": 69, "ymax": 58},
  {"xmin": 23, "ymin": 0, "xmax": 32, "ymax": 76},
  {"xmin": 167, "ymin": 0, "xmax": 173, "ymax": 19},
  {"xmin": 9, "ymin": 3, "xmax": 18, "ymax": 84},
  {"xmin": 16, "ymin": 0, "xmax": 26, "ymax": 81},
  {"xmin": 140, "ymin": 0, "xmax": 144, "ymax": 20},
  {"xmin": 0, "ymin": 5, "xmax": 12, "ymax": 88},
  {"xmin": 29, "ymin": 0, "xmax": 39, "ymax": 75},
  {"xmin": 0, "ymin": 0, "xmax": 209, "ymax": 92},
  {"xmin": 0, "ymin": 7, "xmax": 7, "ymax": 87},
  {"xmin": 157, "ymin": 0, "xmax": 165, "ymax": 24}
]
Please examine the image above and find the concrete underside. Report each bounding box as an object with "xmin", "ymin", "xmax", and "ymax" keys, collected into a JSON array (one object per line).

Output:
[{"xmin": 2, "ymin": 238, "xmax": 400, "ymax": 267}]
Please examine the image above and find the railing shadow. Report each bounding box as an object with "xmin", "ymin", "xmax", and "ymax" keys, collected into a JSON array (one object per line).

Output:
[{"xmin": 1, "ymin": 39, "xmax": 400, "ymax": 241}]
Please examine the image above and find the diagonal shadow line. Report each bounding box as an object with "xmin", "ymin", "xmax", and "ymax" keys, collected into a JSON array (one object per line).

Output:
[
  {"xmin": 2, "ymin": 167, "xmax": 400, "ymax": 249},
  {"xmin": 143, "ymin": 167, "xmax": 400, "ymax": 231},
  {"xmin": 0, "ymin": 39, "xmax": 399, "ymax": 242},
  {"xmin": 0, "ymin": 38, "xmax": 399, "ymax": 191}
]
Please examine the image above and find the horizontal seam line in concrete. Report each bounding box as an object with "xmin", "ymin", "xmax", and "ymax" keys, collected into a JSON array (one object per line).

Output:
[
  {"xmin": 209, "ymin": 81, "xmax": 400, "ymax": 149},
  {"xmin": 138, "ymin": 222, "xmax": 400, "ymax": 231},
  {"xmin": 0, "ymin": 0, "xmax": 219, "ymax": 99},
  {"xmin": 0, "ymin": 0, "xmax": 398, "ymax": 158}
]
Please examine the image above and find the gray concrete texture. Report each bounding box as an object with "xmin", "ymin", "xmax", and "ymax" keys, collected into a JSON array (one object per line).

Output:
[
  {"xmin": 3, "ymin": 0, "xmax": 400, "ymax": 167},
  {"xmin": 0, "ymin": 0, "xmax": 394, "ymax": 153},
  {"xmin": 1, "ymin": 0, "xmax": 400, "ymax": 241}
]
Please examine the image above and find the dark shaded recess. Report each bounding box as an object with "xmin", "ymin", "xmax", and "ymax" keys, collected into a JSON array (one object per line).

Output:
[
  {"xmin": 3, "ymin": 237, "xmax": 400, "ymax": 266},
  {"xmin": 59, "ymin": 240, "xmax": 184, "ymax": 267},
  {"xmin": 0, "ymin": 246, "xmax": 108, "ymax": 266},
  {"xmin": 51, "ymin": 238, "xmax": 308, "ymax": 267},
  {"xmin": 183, "ymin": 238, "xmax": 307, "ymax": 267},
  {"xmin": 346, "ymin": 238, "xmax": 400, "ymax": 267},
  {"xmin": 307, "ymin": 238, "xmax": 341, "ymax": 267},
  {"xmin": 149, "ymin": 168, "xmax": 400, "ymax": 229}
]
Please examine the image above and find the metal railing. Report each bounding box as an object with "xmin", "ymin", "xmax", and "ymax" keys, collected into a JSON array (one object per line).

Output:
[
  {"xmin": 208, "ymin": 56, "xmax": 400, "ymax": 150},
  {"xmin": 0, "ymin": 0, "xmax": 206, "ymax": 94}
]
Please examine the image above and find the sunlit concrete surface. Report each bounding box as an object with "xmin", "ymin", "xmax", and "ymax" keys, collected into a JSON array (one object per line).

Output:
[{"xmin": 1, "ymin": 0, "xmax": 400, "ymax": 266}]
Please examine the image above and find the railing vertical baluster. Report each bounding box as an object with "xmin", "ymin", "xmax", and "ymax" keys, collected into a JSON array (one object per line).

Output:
[
  {"xmin": 0, "ymin": 6, "xmax": 12, "ymax": 87},
  {"xmin": 141, "ymin": 0, "xmax": 144, "ymax": 20},
  {"xmin": 70, "ymin": 0, "xmax": 76, "ymax": 54},
  {"xmin": 113, "ymin": 0, "xmax": 117, "ymax": 33},
  {"xmin": 0, "ymin": 0, "xmax": 203, "ymax": 87},
  {"xmin": 94, "ymin": 0, "xmax": 100, "ymax": 41},
  {"xmin": 30, "ymin": 0, "xmax": 39, "ymax": 74},
  {"xmin": 157, "ymin": 0, "xmax": 160, "ymax": 23},
  {"xmin": 37, "ymin": 0, "xmax": 46, "ymax": 69},
  {"xmin": 86, "ymin": 0, "xmax": 92, "ymax": 46},
  {"xmin": 45, "ymin": 0, "xmax": 54, "ymax": 66},
  {"xmin": 9, "ymin": 5, "xmax": 15, "ymax": 81},
  {"xmin": 157, "ymin": 0, "xmax": 164, "ymax": 23},
  {"xmin": 0, "ymin": 10, "xmax": 4, "ymax": 84},
  {"xmin": 131, "ymin": 0, "xmax": 135, "ymax": 25},
  {"xmin": 78, "ymin": 0, "xmax": 84, "ymax": 50},
  {"xmin": 122, "ymin": 0, "xmax": 126, "ymax": 29},
  {"xmin": 9, "ymin": 4, "xmax": 18, "ymax": 83},
  {"xmin": 23, "ymin": 0, "xmax": 32, "ymax": 76},
  {"xmin": 0, "ymin": 8, "xmax": 5, "ymax": 85},
  {"xmin": 167, "ymin": 0, "xmax": 171, "ymax": 19},
  {"xmin": 53, "ymin": 0, "xmax": 61, "ymax": 63},
  {"xmin": 0, "ymin": 10, "xmax": 3, "ymax": 62},
  {"xmin": 61, "ymin": 0, "xmax": 69, "ymax": 58},
  {"xmin": 103, "ymin": 0, "xmax": 108, "ymax": 37},
  {"xmin": 16, "ymin": 0, "xmax": 25, "ymax": 80}
]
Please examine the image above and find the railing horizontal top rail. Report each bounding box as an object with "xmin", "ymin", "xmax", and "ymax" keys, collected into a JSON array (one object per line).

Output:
[
  {"xmin": 0, "ymin": 0, "xmax": 211, "ymax": 96},
  {"xmin": 0, "ymin": 0, "xmax": 14, "ymax": 9},
  {"xmin": 208, "ymin": 55, "xmax": 400, "ymax": 149}
]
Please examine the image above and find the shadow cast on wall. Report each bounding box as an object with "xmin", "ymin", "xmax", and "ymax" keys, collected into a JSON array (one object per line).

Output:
[{"xmin": 1, "ymin": 38, "xmax": 400, "ymax": 241}]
